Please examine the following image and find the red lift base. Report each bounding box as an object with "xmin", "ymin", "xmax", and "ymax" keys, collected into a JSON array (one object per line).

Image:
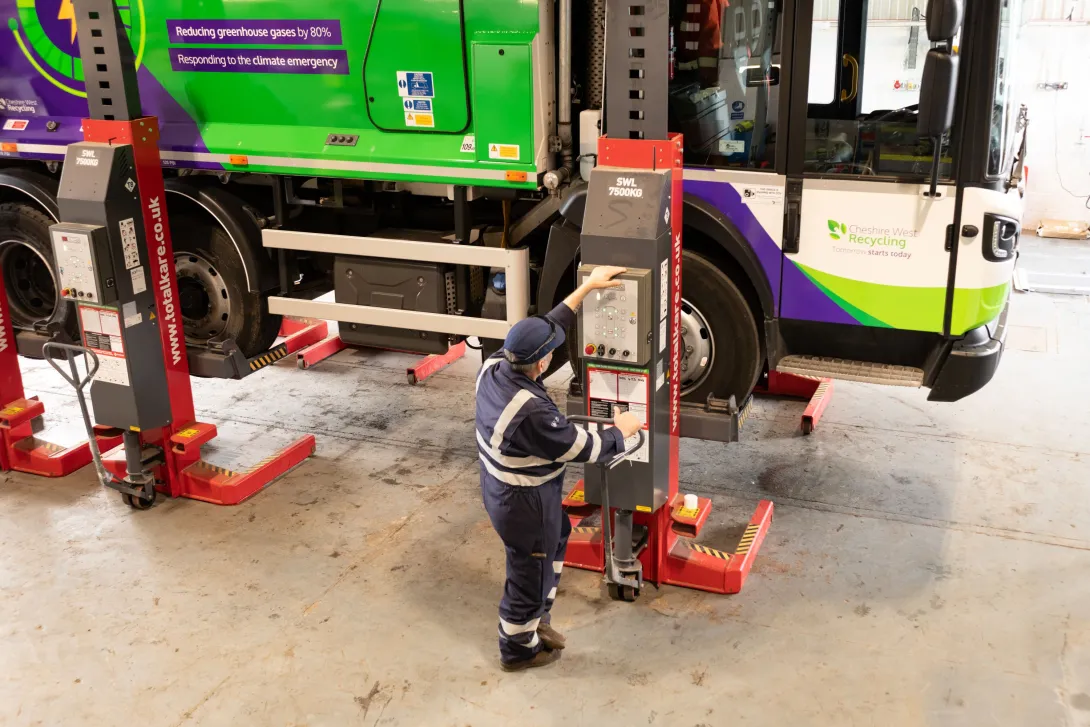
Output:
[
  {"xmin": 0, "ymin": 398, "xmax": 123, "ymax": 478},
  {"xmin": 407, "ymin": 341, "xmax": 466, "ymax": 385},
  {"xmin": 100, "ymin": 424, "xmax": 316, "ymax": 506},
  {"xmin": 756, "ymin": 371, "xmax": 835, "ymax": 435},
  {"xmin": 294, "ymin": 330, "xmax": 466, "ymax": 385},
  {"xmin": 562, "ymin": 480, "xmax": 774, "ymax": 595}
]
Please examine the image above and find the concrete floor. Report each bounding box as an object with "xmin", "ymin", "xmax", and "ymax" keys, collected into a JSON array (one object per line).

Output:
[{"xmin": 2, "ymin": 250, "xmax": 1089, "ymax": 726}]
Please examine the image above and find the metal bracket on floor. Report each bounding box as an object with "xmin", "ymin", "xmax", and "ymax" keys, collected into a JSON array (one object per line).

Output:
[
  {"xmin": 755, "ymin": 371, "xmax": 835, "ymax": 435},
  {"xmin": 289, "ymin": 317, "xmax": 467, "ymax": 386}
]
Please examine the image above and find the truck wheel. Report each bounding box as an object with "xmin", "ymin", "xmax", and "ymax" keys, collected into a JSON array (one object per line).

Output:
[
  {"xmin": 680, "ymin": 250, "xmax": 761, "ymax": 405},
  {"xmin": 171, "ymin": 216, "xmax": 280, "ymax": 358},
  {"xmin": 0, "ymin": 202, "xmax": 70, "ymax": 335}
]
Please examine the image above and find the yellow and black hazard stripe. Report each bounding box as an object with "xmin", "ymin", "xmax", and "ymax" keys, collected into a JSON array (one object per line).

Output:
[
  {"xmin": 735, "ymin": 523, "xmax": 760, "ymax": 555},
  {"xmin": 684, "ymin": 541, "xmax": 731, "ymax": 561},
  {"xmin": 736, "ymin": 396, "xmax": 754, "ymax": 430},
  {"xmin": 193, "ymin": 460, "xmax": 240, "ymax": 478},
  {"xmin": 35, "ymin": 440, "xmax": 65, "ymax": 455},
  {"xmin": 248, "ymin": 344, "xmax": 290, "ymax": 372},
  {"xmin": 245, "ymin": 453, "xmax": 280, "ymax": 473},
  {"xmin": 572, "ymin": 526, "xmax": 599, "ymax": 535},
  {"xmin": 812, "ymin": 380, "xmax": 832, "ymax": 401}
]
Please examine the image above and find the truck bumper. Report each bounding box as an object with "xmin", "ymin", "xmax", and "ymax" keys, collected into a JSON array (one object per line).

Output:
[{"xmin": 927, "ymin": 296, "xmax": 1009, "ymax": 403}]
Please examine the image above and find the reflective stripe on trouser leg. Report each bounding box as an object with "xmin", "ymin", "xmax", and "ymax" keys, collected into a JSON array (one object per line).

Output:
[
  {"xmin": 544, "ymin": 513, "xmax": 572, "ymax": 621},
  {"xmin": 481, "ymin": 476, "xmax": 566, "ymax": 663},
  {"xmin": 498, "ymin": 616, "xmax": 541, "ymax": 656}
]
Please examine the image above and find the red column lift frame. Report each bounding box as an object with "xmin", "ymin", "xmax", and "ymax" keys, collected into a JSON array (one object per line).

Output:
[
  {"xmin": 561, "ymin": 135, "xmax": 773, "ymax": 595},
  {"xmin": 83, "ymin": 118, "xmax": 315, "ymax": 505},
  {"xmin": 0, "ymin": 279, "xmax": 122, "ymax": 477}
]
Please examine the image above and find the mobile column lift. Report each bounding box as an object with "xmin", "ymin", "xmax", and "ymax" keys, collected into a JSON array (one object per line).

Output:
[
  {"xmin": 560, "ymin": 0, "xmax": 772, "ymax": 600},
  {"xmin": 0, "ymin": 279, "xmax": 122, "ymax": 477},
  {"xmin": 42, "ymin": 0, "xmax": 314, "ymax": 509}
]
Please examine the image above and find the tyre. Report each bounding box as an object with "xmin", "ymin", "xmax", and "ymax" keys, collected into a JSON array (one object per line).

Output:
[
  {"xmin": 679, "ymin": 250, "xmax": 762, "ymax": 405},
  {"xmin": 0, "ymin": 202, "xmax": 71, "ymax": 336},
  {"xmin": 170, "ymin": 216, "xmax": 280, "ymax": 357}
]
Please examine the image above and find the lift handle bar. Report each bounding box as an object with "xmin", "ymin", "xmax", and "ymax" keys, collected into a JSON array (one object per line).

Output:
[
  {"xmin": 567, "ymin": 415, "xmax": 645, "ymax": 469},
  {"xmin": 42, "ymin": 342, "xmax": 114, "ymax": 488}
]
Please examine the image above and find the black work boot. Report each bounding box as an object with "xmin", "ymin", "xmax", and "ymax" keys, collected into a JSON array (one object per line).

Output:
[
  {"xmin": 500, "ymin": 648, "xmax": 562, "ymax": 672},
  {"xmin": 537, "ymin": 623, "xmax": 567, "ymax": 650}
]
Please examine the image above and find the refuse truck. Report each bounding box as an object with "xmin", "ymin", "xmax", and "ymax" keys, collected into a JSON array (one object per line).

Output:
[{"xmin": 0, "ymin": 0, "xmax": 1026, "ymax": 405}]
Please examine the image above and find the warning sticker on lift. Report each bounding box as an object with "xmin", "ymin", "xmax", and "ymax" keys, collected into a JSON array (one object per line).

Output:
[
  {"xmin": 397, "ymin": 71, "xmax": 434, "ymax": 98},
  {"xmin": 488, "ymin": 144, "xmax": 520, "ymax": 161},
  {"xmin": 119, "ymin": 217, "xmax": 140, "ymax": 269},
  {"xmin": 79, "ymin": 306, "xmax": 129, "ymax": 386},
  {"xmin": 460, "ymin": 135, "xmax": 475, "ymax": 153},
  {"xmin": 130, "ymin": 265, "xmax": 147, "ymax": 295},
  {"xmin": 586, "ymin": 367, "xmax": 650, "ymax": 463}
]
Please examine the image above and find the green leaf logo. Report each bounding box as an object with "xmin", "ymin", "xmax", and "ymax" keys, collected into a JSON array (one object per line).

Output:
[{"xmin": 827, "ymin": 219, "xmax": 847, "ymax": 240}]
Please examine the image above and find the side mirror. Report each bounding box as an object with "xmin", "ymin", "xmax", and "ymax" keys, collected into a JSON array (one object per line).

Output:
[
  {"xmin": 745, "ymin": 64, "xmax": 780, "ymax": 87},
  {"xmin": 917, "ymin": 51, "xmax": 958, "ymax": 138},
  {"xmin": 925, "ymin": 0, "xmax": 964, "ymax": 41}
]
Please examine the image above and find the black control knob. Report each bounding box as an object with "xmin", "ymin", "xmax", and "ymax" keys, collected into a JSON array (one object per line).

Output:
[
  {"xmin": 608, "ymin": 348, "xmax": 617, "ymax": 356},
  {"xmin": 622, "ymin": 350, "xmax": 630, "ymax": 358},
  {"xmin": 596, "ymin": 344, "xmax": 605, "ymax": 356}
]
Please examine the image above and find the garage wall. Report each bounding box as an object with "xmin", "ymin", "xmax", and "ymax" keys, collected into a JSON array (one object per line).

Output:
[{"xmin": 1016, "ymin": 23, "xmax": 1090, "ymax": 228}]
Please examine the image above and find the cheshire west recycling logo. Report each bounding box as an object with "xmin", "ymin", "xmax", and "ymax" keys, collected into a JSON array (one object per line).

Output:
[
  {"xmin": 7, "ymin": 0, "xmax": 145, "ymax": 98},
  {"xmin": 827, "ymin": 219, "xmax": 847, "ymax": 240}
]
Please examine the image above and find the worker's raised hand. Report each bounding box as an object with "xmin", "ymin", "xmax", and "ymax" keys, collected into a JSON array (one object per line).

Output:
[
  {"xmin": 586, "ymin": 265, "xmax": 627, "ymax": 290},
  {"xmin": 613, "ymin": 407, "xmax": 643, "ymax": 438}
]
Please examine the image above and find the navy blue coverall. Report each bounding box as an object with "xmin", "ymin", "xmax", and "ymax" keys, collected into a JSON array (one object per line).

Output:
[{"xmin": 475, "ymin": 303, "xmax": 625, "ymax": 664}]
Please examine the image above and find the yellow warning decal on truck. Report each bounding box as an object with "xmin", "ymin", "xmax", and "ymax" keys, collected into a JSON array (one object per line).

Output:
[
  {"xmin": 404, "ymin": 112, "xmax": 434, "ymax": 128},
  {"xmin": 488, "ymin": 144, "xmax": 520, "ymax": 160}
]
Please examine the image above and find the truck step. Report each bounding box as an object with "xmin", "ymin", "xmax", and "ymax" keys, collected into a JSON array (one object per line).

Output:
[{"xmin": 775, "ymin": 356, "xmax": 924, "ymax": 387}]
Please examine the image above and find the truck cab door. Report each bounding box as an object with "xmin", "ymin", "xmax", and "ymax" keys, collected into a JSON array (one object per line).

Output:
[
  {"xmin": 780, "ymin": 0, "xmax": 956, "ymax": 333},
  {"xmin": 363, "ymin": 0, "xmax": 471, "ymax": 133}
]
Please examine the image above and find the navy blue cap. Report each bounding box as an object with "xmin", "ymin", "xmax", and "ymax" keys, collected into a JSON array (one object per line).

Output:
[{"xmin": 503, "ymin": 315, "xmax": 566, "ymax": 365}]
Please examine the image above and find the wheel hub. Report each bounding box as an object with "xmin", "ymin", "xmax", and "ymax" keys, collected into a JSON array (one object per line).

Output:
[
  {"xmin": 0, "ymin": 239, "xmax": 59, "ymax": 329},
  {"xmin": 174, "ymin": 253, "xmax": 231, "ymax": 342},
  {"xmin": 679, "ymin": 298, "xmax": 714, "ymax": 394}
]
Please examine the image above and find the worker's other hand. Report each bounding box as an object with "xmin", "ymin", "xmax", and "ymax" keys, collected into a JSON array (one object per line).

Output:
[
  {"xmin": 613, "ymin": 408, "xmax": 643, "ymax": 438},
  {"xmin": 586, "ymin": 265, "xmax": 627, "ymax": 290}
]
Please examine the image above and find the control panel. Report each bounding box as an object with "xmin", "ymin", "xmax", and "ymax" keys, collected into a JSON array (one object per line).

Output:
[
  {"xmin": 577, "ymin": 265, "xmax": 653, "ymax": 365},
  {"xmin": 50, "ymin": 223, "xmax": 113, "ymax": 305}
]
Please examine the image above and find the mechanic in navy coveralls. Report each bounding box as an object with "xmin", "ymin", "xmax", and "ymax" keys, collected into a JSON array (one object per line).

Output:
[{"xmin": 476, "ymin": 265, "xmax": 643, "ymax": 671}]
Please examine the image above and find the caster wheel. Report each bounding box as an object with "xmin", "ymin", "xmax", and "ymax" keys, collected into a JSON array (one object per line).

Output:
[
  {"xmin": 122, "ymin": 491, "xmax": 156, "ymax": 510},
  {"xmin": 607, "ymin": 583, "xmax": 640, "ymax": 602},
  {"xmin": 801, "ymin": 419, "xmax": 813, "ymax": 435},
  {"xmin": 407, "ymin": 373, "xmax": 418, "ymax": 386}
]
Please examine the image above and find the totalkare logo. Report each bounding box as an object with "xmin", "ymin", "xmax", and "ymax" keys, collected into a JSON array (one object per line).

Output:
[{"xmin": 827, "ymin": 219, "xmax": 847, "ymax": 240}]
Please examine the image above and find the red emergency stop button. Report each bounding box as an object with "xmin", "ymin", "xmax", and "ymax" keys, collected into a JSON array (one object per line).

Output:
[{"xmin": 584, "ymin": 344, "xmax": 596, "ymax": 355}]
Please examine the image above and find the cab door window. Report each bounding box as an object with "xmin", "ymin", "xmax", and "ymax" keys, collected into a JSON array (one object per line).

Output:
[
  {"xmin": 804, "ymin": 0, "xmax": 955, "ymax": 180},
  {"xmin": 668, "ymin": 0, "xmax": 782, "ymax": 170}
]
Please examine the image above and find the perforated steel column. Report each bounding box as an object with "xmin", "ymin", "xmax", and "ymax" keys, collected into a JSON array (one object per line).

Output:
[
  {"xmin": 604, "ymin": 0, "xmax": 670, "ymax": 140},
  {"xmin": 73, "ymin": 0, "xmax": 142, "ymax": 121}
]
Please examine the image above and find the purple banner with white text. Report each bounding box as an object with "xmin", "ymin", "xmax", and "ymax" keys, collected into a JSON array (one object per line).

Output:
[
  {"xmin": 167, "ymin": 19, "xmax": 343, "ymax": 46},
  {"xmin": 170, "ymin": 48, "xmax": 349, "ymax": 74}
]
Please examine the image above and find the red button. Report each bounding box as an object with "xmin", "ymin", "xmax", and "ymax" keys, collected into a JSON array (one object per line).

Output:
[{"xmin": 584, "ymin": 344, "xmax": 596, "ymax": 355}]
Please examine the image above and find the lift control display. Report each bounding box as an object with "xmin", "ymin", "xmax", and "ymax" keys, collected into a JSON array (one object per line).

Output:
[
  {"xmin": 51, "ymin": 224, "xmax": 113, "ymax": 305},
  {"xmin": 577, "ymin": 265, "xmax": 652, "ymax": 365}
]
